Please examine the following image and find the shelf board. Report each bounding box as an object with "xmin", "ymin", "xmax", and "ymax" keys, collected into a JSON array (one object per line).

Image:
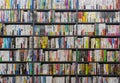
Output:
[
  {"xmin": 0, "ymin": 61, "xmax": 32, "ymax": 63},
  {"xmin": 78, "ymin": 9, "xmax": 120, "ymax": 12},
  {"xmin": 34, "ymin": 74, "xmax": 76, "ymax": 77},
  {"xmin": 0, "ymin": 74, "xmax": 33, "ymax": 76},
  {"xmin": 77, "ymin": 48, "xmax": 119, "ymax": 50},
  {"xmin": 34, "ymin": 35, "xmax": 120, "ymax": 38},
  {"xmin": 34, "ymin": 35, "xmax": 77, "ymax": 37},
  {"xmin": 77, "ymin": 35, "xmax": 120, "ymax": 38},
  {"xmin": 34, "ymin": 22, "xmax": 76, "ymax": 25},
  {"xmin": 77, "ymin": 75, "xmax": 120, "ymax": 77},
  {"xmin": 0, "ymin": 61, "xmax": 119, "ymax": 64},
  {"xmin": 33, "ymin": 48, "xmax": 119, "ymax": 51},
  {"xmin": 0, "ymin": 48, "xmax": 32, "ymax": 50},
  {"xmin": 0, "ymin": 9, "xmax": 32, "ymax": 11},
  {"xmin": 78, "ymin": 22, "xmax": 120, "ymax": 24},
  {"xmin": 0, "ymin": 74, "xmax": 119, "ymax": 77},
  {"xmin": 53, "ymin": 9, "xmax": 76, "ymax": 12},
  {"xmin": 35, "ymin": 9, "xmax": 76, "ymax": 12},
  {"xmin": 1, "ymin": 22, "xmax": 33, "ymax": 25},
  {"xmin": 77, "ymin": 62, "xmax": 120, "ymax": 64},
  {"xmin": 33, "ymin": 61, "xmax": 76, "ymax": 64},
  {"xmin": 34, "ymin": 9, "xmax": 120, "ymax": 12},
  {"xmin": 0, "ymin": 35, "xmax": 32, "ymax": 37},
  {"xmin": 34, "ymin": 48, "xmax": 76, "ymax": 50},
  {"xmin": 0, "ymin": 22, "xmax": 119, "ymax": 25}
]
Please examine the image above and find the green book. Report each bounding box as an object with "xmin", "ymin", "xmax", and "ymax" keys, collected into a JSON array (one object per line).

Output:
[{"xmin": 103, "ymin": 50, "xmax": 107, "ymax": 62}]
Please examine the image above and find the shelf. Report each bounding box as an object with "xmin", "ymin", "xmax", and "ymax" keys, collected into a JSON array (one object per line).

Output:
[
  {"xmin": 77, "ymin": 48, "xmax": 119, "ymax": 51},
  {"xmin": 0, "ymin": 48, "xmax": 32, "ymax": 50},
  {"xmin": 78, "ymin": 22, "xmax": 120, "ymax": 24},
  {"xmin": 34, "ymin": 48, "xmax": 76, "ymax": 50},
  {"xmin": 33, "ymin": 48, "xmax": 119, "ymax": 51},
  {"xmin": 77, "ymin": 62, "xmax": 120, "ymax": 64},
  {"xmin": 0, "ymin": 61, "xmax": 32, "ymax": 63},
  {"xmin": 77, "ymin": 35, "xmax": 120, "ymax": 38},
  {"xmin": 0, "ymin": 35, "xmax": 32, "ymax": 37},
  {"xmin": 0, "ymin": 74, "xmax": 119, "ymax": 77},
  {"xmin": 35, "ymin": 35, "xmax": 120, "ymax": 37},
  {"xmin": 34, "ymin": 9, "xmax": 120, "ymax": 12},
  {"xmin": 34, "ymin": 75, "xmax": 76, "ymax": 77},
  {"xmin": 0, "ymin": 22, "xmax": 119, "ymax": 25},
  {"xmin": 33, "ymin": 61, "xmax": 76, "ymax": 64},
  {"xmin": 34, "ymin": 22, "xmax": 76, "ymax": 25},
  {"xmin": 1, "ymin": 22, "xmax": 33, "ymax": 25},
  {"xmin": 0, "ymin": 61, "xmax": 119, "ymax": 64},
  {"xmin": 0, "ymin": 9, "xmax": 32, "ymax": 11},
  {"xmin": 77, "ymin": 75, "xmax": 120, "ymax": 77},
  {"xmin": 78, "ymin": 9, "xmax": 120, "ymax": 12},
  {"xmin": 34, "ymin": 35, "xmax": 77, "ymax": 37},
  {"xmin": 0, "ymin": 74, "xmax": 33, "ymax": 76}
]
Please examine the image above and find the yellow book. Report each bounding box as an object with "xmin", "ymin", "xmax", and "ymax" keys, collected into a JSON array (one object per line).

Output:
[
  {"xmin": 106, "ymin": 64, "xmax": 109, "ymax": 74},
  {"xmin": 85, "ymin": 64, "xmax": 89, "ymax": 75},
  {"xmin": 84, "ymin": 12, "xmax": 88, "ymax": 22},
  {"xmin": 14, "ymin": 64, "xmax": 16, "ymax": 71},
  {"xmin": 28, "ymin": 0, "xmax": 30, "ymax": 9},
  {"xmin": 82, "ymin": 16, "xmax": 86, "ymax": 22},
  {"xmin": 6, "ymin": 0, "xmax": 8, "ymax": 9}
]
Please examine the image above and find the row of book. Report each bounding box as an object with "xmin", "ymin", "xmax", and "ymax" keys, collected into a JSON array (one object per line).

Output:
[
  {"xmin": 1, "ymin": 24, "xmax": 120, "ymax": 36},
  {"xmin": 78, "ymin": 12, "xmax": 120, "ymax": 23},
  {"xmin": 78, "ymin": 0, "xmax": 120, "ymax": 10},
  {"xmin": 0, "ymin": 37, "xmax": 119, "ymax": 49},
  {"xmin": 90, "ymin": 38, "xmax": 119, "ymax": 48},
  {"xmin": 34, "ymin": 37, "xmax": 76, "ymax": 48},
  {"xmin": 0, "ymin": 50, "xmax": 32, "ymax": 61},
  {"xmin": 34, "ymin": 25, "xmax": 76, "ymax": 36},
  {"xmin": 0, "ymin": 37, "xmax": 32, "ymax": 48},
  {"xmin": 34, "ymin": 11, "xmax": 76, "ymax": 23},
  {"xmin": 34, "ymin": 63, "xmax": 120, "ymax": 75},
  {"xmin": 34, "ymin": 37, "xmax": 120, "ymax": 48},
  {"xmin": 0, "ymin": 63, "xmax": 119, "ymax": 75},
  {"xmin": 34, "ymin": 11, "xmax": 120, "ymax": 23},
  {"xmin": 34, "ymin": 0, "xmax": 120, "ymax": 10},
  {"xmin": 0, "ymin": 0, "xmax": 33, "ymax": 9},
  {"xmin": 0, "ymin": 11, "xmax": 119, "ymax": 23},
  {"xmin": 4, "ymin": 25, "xmax": 33, "ymax": 35},
  {"xmin": 0, "ymin": 76, "xmax": 119, "ymax": 83},
  {"xmin": 78, "ymin": 24, "xmax": 120, "ymax": 36},
  {"xmin": 77, "ymin": 50, "xmax": 120, "ymax": 62},
  {"xmin": 34, "ymin": 24, "xmax": 120, "ymax": 36},
  {"xmin": 2, "ymin": 0, "xmax": 120, "ymax": 10},
  {"xmin": 34, "ymin": 63, "xmax": 76, "ymax": 75},
  {"xmin": 0, "ymin": 76, "xmax": 32, "ymax": 83},
  {"xmin": 0, "ymin": 50, "xmax": 119, "ymax": 62},
  {"xmin": 34, "ymin": 77, "xmax": 119, "ymax": 83},
  {"xmin": 0, "ymin": 63, "xmax": 33, "ymax": 74},
  {"xmin": 33, "ymin": 50, "xmax": 76, "ymax": 61},
  {"xmin": 37, "ymin": 0, "xmax": 117, "ymax": 10},
  {"xmin": 78, "ymin": 63, "xmax": 120, "ymax": 75},
  {"xmin": 77, "ymin": 37, "xmax": 119, "ymax": 48},
  {"xmin": 33, "ymin": 50, "xmax": 120, "ymax": 62},
  {"xmin": 0, "ymin": 10, "xmax": 32, "ymax": 22}
]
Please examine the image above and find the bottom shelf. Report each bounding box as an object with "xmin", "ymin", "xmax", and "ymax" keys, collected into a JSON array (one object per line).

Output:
[{"xmin": 0, "ymin": 75, "xmax": 119, "ymax": 83}]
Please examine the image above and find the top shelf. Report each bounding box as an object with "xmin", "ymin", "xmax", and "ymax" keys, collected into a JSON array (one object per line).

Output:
[
  {"xmin": 34, "ymin": 9, "xmax": 120, "ymax": 12},
  {"xmin": 0, "ymin": 9, "xmax": 119, "ymax": 12}
]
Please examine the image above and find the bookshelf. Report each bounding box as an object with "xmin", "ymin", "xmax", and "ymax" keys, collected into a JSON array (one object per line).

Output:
[{"xmin": 0, "ymin": 0, "xmax": 120, "ymax": 83}]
